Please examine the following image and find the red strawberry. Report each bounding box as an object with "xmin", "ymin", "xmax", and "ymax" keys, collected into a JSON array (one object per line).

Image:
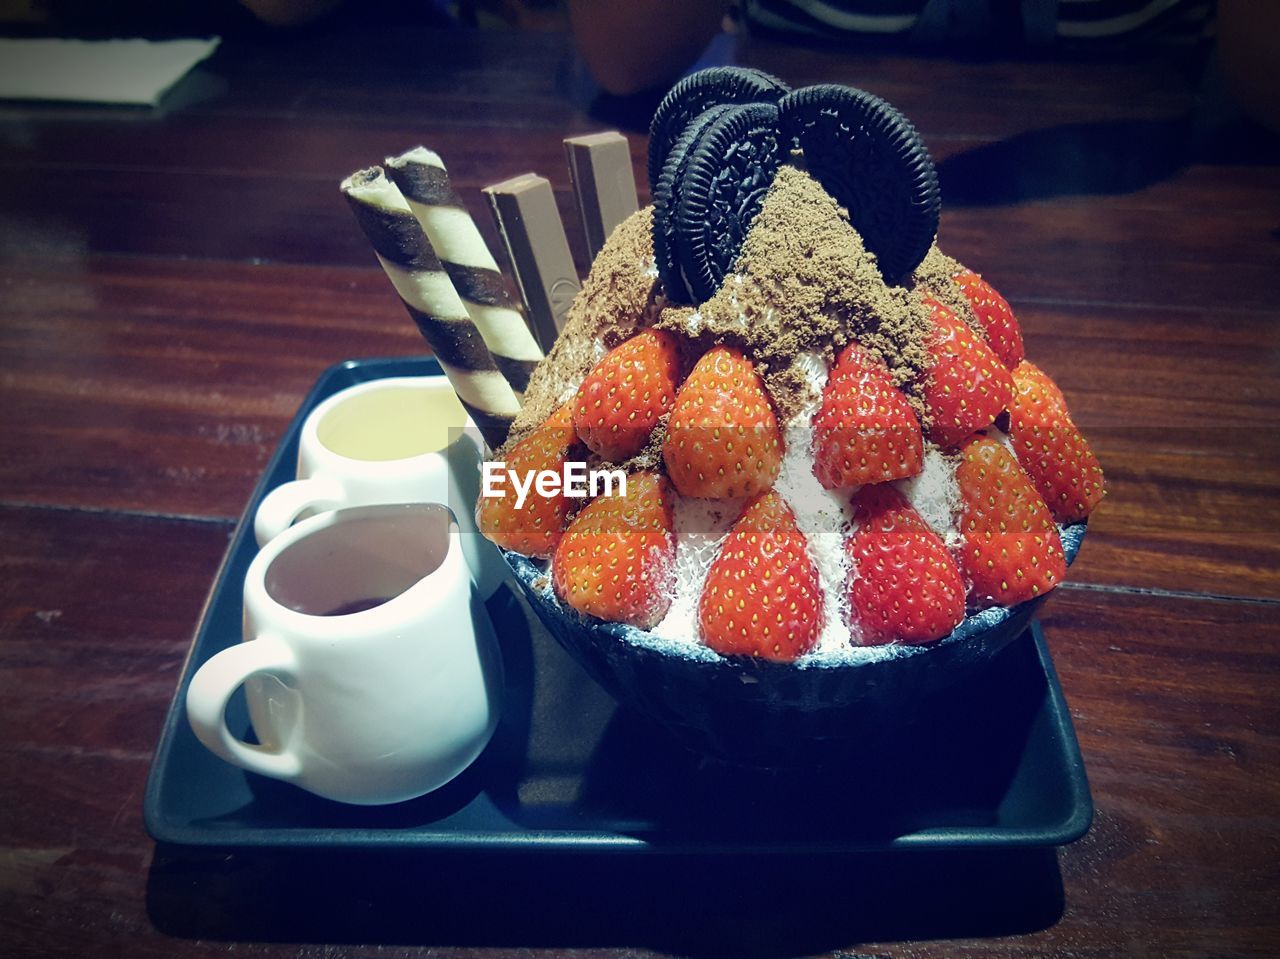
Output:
[
  {"xmin": 919, "ymin": 296, "xmax": 1014, "ymax": 448},
  {"xmin": 663, "ymin": 345, "xmax": 783, "ymax": 499},
  {"xmin": 699, "ymin": 491, "xmax": 823, "ymax": 662},
  {"xmin": 953, "ymin": 270, "xmax": 1025, "ymax": 370},
  {"xmin": 1006, "ymin": 361, "xmax": 1105, "ymax": 522},
  {"xmin": 552, "ymin": 471, "xmax": 675, "ymax": 628},
  {"xmin": 477, "ymin": 403, "xmax": 577, "ymax": 558},
  {"xmin": 573, "ymin": 328, "xmax": 681, "ymax": 461},
  {"xmin": 845, "ymin": 484, "xmax": 965, "ymax": 646},
  {"xmin": 812, "ymin": 342, "xmax": 923, "ymax": 490},
  {"xmin": 954, "ymin": 435, "xmax": 1065, "ymax": 609}
]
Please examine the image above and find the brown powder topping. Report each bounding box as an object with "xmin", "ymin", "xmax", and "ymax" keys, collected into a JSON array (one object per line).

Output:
[
  {"xmin": 911, "ymin": 244, "xmax": 984, "ymax": 339},
  {"xmin": 656, "ymin": 166, "xmax": 935, "ymax": 424},
  {"xmin": 507, "ymin": 166, "xmax": 966, "ymax": 451},
  {"xmin": 618, "ymin": 412, "xmax": 669, "ymax": 473},
  {"xmin": 502, "ymin": 207, "xmax": 659, "ymax": 451},
  {"xmin": 764, "ymin": 360, "xmax": 822, "ymax": 425}
]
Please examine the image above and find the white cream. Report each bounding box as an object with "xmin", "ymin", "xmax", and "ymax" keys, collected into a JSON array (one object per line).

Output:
[
  {"xmin": 771, "ymin": 353, "xmax": 858, "ymax": 654},
  {"xmin": 898, "ymin": 445, "xmax": 962, "ymax": 549},
  {"xmin": 649, "ymin": 496, "xmax": 742, "ymax": 647},
  {"xmin": 646, "ymin": 349, "xmax": 966, "ymax": 664}
]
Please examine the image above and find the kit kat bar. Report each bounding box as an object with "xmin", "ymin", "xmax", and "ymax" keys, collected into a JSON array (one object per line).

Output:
[
  {"xmin": 483, "ymin": 173, "xmax": 581, "ymax": 353},
  {"xmin": 564, "ymin": 132, "xmax": 638, "ymax": 260}
]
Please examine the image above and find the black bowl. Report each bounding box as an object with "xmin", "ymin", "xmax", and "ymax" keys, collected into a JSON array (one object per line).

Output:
[{"xmin": 504, "ymin": 523, "xmax": 1086, "ymax": 766}]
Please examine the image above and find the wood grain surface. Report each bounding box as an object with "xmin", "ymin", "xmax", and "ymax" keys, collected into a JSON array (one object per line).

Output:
[{"xmin": 0, "ymin": 20, "xmax": 1277, "ymax": 959}]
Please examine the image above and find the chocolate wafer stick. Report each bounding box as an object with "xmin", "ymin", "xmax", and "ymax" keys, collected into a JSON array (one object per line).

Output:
[
  {"xmin": 564, "ymin": 132, "xmax": 639, "ymax": 260},
  {"xmin": 341, "ymin": 166, "xmax": 519, "ymax": 449},
  {"xmin": 384, "ymin": 148, "xmax": 544, "ymax": 399},
  {"xmin": 484, "ymin": 173, "xmax": 581, "ymax": 353}
]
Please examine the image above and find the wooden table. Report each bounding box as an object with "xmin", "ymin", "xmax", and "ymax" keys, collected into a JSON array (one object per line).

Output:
[{"xmin": 2, "ymin": 22, "xmax": 1277, "ymax": 959}]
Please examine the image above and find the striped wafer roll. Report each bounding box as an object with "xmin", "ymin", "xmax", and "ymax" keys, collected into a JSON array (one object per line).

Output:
[
  {"xmin": 384, "ymin": 148, "xmax": 544, "ymax": 397},
  {"xmin": 340, "ymin": 166, "xmax": 519, "ymax": 449}
]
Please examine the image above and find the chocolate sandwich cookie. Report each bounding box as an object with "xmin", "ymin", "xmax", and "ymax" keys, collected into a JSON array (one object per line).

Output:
[
  {"xmin": 778, "ymin": 84, "xmax": 940, "ymax": 286},
  {"xmin": 648, "ymin": 66, "xmax": 789, "ymax": 194},
  {"xmin": 674, "ymin": 102, "xmax": 783, "ymax": 303},
  {"xmin": 652, "ymin": 103, "xmax": 736, "ymax": 304}
]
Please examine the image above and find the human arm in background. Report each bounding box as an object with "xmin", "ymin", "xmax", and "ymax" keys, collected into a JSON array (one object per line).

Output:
[
  {"xmin": 568, "ymin": 0, "xmax": 729, "ymax": 96},
  {"xmin": 240, "ymin": 0, "xmax": 341, "ymax": 26}
]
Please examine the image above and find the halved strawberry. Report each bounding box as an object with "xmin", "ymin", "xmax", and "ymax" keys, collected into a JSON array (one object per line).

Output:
[
  {"xmin": 812, "ymin": 342, "xmax": 923, "ymax": 490},
  {"xmin": 920, "ymin": 296, "xmax": 1014, "ymax": 448},
  {"xmin": 845, "ymin": 484, "xmax": 965, "ymax": 646},
  {"xmin": 573, "ymin": 328, "xmax": 681, "ymax": 461},
  {"xmin": 552, "ymin": 471, "xmax": 675, "ymax": 628},
  {"xmin": 1006, "ymin": 360, "xmax": 1104, "ymax": 523},
  {"xmin": 698, "ymin": 491, "xmax": 823, "ymax": 662},
  {"xmin": 477, "ymin": 403, "xmax": 577, "ymax": 558},
  {"xmin": 663, "ymin": 345, "xmax": 783, "ymax": 498},
  {"xmin": 954, "ymin": 435, "xmax": 1065, "ymax": 609},
  {"xmin": 953, "ymin": 269, "xmax": 1025, "ymax": 370}
]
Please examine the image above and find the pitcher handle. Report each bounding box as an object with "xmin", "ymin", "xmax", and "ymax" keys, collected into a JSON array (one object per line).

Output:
[
  {"xmin": 186, "ymin": 636, "xmax": 303, "ymax": 782},
  {"xmin": 254, "ymin": 477, "xmax": 345, "ymax": 547}
]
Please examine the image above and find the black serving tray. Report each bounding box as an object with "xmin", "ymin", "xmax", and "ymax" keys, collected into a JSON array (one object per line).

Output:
[{"xmin": 143, "ymin": 357, "xmax": 1092, "ymax": 852}]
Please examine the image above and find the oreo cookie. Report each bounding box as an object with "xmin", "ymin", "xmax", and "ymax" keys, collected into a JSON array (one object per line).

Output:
[
  {"xmin": 652, "ymin": 103, "xmax": 736, "ymax": 304},
  {"xmin": 673, "ymin": 102, "xmax": 783, "ymax": 303},
  {"xmin": 778, "ymin": 84, "xmax": 940, "ymax": 285},
  {"xmin": 648, "ymin": 66, "xmax": 789, "ymax": 194}
]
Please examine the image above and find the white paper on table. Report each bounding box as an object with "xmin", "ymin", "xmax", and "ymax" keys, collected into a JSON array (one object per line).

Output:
[{"xmin": 0, "ymin": 37, "xmax": 221, "ymax": 106}]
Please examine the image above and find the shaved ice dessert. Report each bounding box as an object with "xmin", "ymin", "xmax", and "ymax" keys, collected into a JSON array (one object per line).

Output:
[{"xmin": 476, "ymin": 69, "xmax": 1103, "ymax": 761}]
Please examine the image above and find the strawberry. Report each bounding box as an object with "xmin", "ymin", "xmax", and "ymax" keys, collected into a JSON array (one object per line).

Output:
[
  {"xmin": 698, "ymin": 491, "xmax": 823, "ymax": 662},
  {"xmin": 573, "ymin": 328, "xmax": 681, "ymax": 461},
  {"xmin": 1006, "ymin": 361, "xmax": 1104, "ymax": 522},
  {"xmin": 812, "ymin": 342, "xmax": 923, "ymax": 490},
  {"xmin": 919, "ymin": 296, "xmax": 1014, "ymax": 448},
  {"xmin": 552, "ymin": 471, "xmax": 675, "ymax": 628},
  {"xmin": 663, "ymin": 345, "xmax": 783, "ymax": 499},
  {"xmin": 953, "ymin": 269, "xmax": 1025, "ymax": 370},
  {"xmin": 954, "ymin": 435, "xmax": 1065, "ymax": 609},
  {"xmin": 476, "ymin": 403, "xmax": 577, "ymax": 558},
  {"xmin": 845, "ymin": 484, "xmax": 965, "ymax": 646}
]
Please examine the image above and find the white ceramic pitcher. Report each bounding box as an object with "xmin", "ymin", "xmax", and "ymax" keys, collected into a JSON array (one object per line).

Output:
[
  {"xmin": 253, "ymin": 376, "xmax": 505, "ymax": 598},
  {"xmin": 187, "ymin": 503, "xmax": 502, "ymax": 805}
]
